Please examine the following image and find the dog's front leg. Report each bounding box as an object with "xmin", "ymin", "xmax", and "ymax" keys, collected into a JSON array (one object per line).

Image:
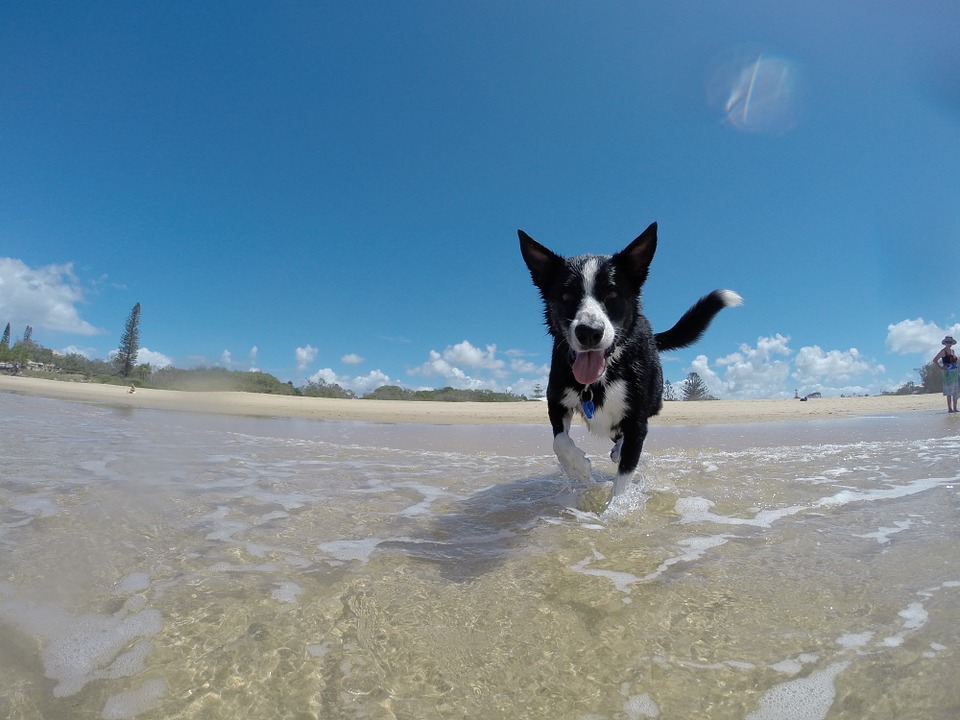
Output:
[
  {"xmin": 549, "ymin": 403, "xmax": 591, "ymax": 480},
  {"xmin": 610, "ymin": 436, "xmax": 623, "ymax": 464},
  {"xmin": 554, "ymin": 433, "xmax": 592, "ymax": 480},
  {"xmin": 611, "ymin": 422, "xmax": 648, "ymax": 495}
]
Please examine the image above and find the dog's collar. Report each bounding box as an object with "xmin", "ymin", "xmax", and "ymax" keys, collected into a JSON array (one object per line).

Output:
[{"xmin": 581, "ymin": 386, "xmax": 595, "ymax": 419}]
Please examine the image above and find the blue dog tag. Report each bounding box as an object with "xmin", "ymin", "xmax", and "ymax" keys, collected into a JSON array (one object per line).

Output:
[{"xmin": 582, "ymin": 400, "xmax": 595, "ymax": 419}]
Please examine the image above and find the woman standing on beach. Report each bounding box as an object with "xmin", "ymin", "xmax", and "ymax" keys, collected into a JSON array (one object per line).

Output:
[{"xmin": 933, "ymin": 336, "xmax": 960, "ymax": 413}]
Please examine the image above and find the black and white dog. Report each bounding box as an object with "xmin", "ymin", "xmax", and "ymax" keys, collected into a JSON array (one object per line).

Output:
[{"xmin": 519, "ymin": 222, "xmax": 741, "ymax": 496}]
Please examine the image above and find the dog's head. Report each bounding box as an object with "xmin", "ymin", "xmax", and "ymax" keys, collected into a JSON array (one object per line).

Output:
[{"xmin": 519, "ymin": 223, "xmax": 657, "ymax": 385}]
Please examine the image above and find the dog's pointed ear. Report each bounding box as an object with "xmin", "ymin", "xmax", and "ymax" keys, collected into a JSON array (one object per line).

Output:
[
  {"xmin": 519, "ymin": 230, "xmax": 562, "ymax": 289},
  {"xmin": 614, "ymin": 222, "xmax": 658, "ymax": 287}
]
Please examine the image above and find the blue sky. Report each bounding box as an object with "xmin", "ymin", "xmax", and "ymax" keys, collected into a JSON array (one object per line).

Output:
[{"xmin": 2, "ymin": 1, "xmax": 959, "ymax": 398}]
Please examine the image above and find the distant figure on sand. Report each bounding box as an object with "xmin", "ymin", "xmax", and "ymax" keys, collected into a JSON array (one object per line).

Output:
[
  {"xmin": 933, "ymin": 336, "xmax": 959, "ymax": 413},
  {"xmin": 128, "ymin": 384, "xmax": 136, "ymax": 394}
]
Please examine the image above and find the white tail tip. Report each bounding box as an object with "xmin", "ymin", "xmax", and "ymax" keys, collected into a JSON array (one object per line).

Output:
[{"xmin": 719, "ymin": 289, "xmax": 743, "ymax": 307}]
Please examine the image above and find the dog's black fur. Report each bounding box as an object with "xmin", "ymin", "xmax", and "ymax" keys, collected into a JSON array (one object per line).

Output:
[{"xmin": 519, "ymin": 221, "xmax": 741, "ymax": 496}]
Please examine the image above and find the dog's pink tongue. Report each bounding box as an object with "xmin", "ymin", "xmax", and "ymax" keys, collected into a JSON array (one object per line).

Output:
[{"xmin": 572, "ymin": 351, "xmax": 606, "ymax": 385}]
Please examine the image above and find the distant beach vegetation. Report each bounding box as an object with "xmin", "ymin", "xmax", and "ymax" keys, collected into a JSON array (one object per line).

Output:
[{"xmin": 0, "ymin": 324, "xmax": 528, "ymax": 401}]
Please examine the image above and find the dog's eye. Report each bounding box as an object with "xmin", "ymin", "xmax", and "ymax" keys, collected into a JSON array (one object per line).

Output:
[
  {"xmin": 604, "ymin": 291, "xmax": 619, "ymax": 302},
  {"xmin": 561, "ymin": 292, "xmax": 575, "ymax": 303}
]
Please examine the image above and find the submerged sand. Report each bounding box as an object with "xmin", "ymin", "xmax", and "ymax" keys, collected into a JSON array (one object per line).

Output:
[{"xmin": 0, "ymin": 375, "xmax": 943, "ymax": 425}]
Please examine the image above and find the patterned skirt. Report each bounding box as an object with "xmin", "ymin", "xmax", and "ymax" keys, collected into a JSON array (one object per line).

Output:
[{"xmin": 944, "ymin": 369, "xmax": 960, "ymax": 397}]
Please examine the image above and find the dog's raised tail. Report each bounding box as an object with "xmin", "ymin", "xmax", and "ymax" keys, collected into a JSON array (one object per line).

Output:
[{"xmin": 655, "ymin": 289, "xmax": 742, "ymax": 352}]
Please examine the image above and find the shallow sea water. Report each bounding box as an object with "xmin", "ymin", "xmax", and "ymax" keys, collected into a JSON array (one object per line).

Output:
[{"xmin": 2, "ymin": 392, "xmax": 960, "ymax": 720}]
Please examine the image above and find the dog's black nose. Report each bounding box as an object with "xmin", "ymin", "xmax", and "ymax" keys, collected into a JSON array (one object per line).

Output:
[{"xmin": 574, "ymin": 323, "xmax": 605, "ymax": 348}]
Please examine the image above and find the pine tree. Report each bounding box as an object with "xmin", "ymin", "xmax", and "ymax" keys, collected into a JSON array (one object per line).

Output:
[
  {"xmin": 0, "ymin": 323, "xmax": 9, "ymax": 349},
  {"xmin": 116, "ymin": 303, "xmax": 141, "ymax": 377},
  {"xmin": 22, "ymin": 325, "xmax": 33, "ymax": 346},
  {"xmin": 663, "ymin": 377, "xmax": 677, "ymax": 401},
  {"xmin": 682, "ymin": 371, "xmax": 712, "ymax": 401}
]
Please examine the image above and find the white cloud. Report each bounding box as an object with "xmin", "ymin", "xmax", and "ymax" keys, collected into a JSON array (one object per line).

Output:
[
  {"xmin": 709, "ymin": 333, "xmax": 794, "ymax": 398},
  {"xmin": 408, "ymin": 340, "xmax": 510, "ymax": 389},
  {"xmin": 352, "ymin": 369, "xmax": 391, "ymax": 392},
  {"xmin": 137, "ymin": 347, "xmax": 173, "ymax": 369},
  {"xmin": 508, "ymin": 377, "xmax": 549, "ymax": 400},
  {"xmin": 341, "ymin": 353, "xmax": 364, "ymax": 365},
  {"xmin": 686, "ymin": 333, "xmax": 892, "ymax": 398},
  {"xmin": 219, "ymin": 346, "xmax": 259, "ymax": 371},
  {"xmin": 0, "ymin": 258, "xmax": 100, "ymax": 336},
  {"xmin": 308, "ymin": 368, "xmax": 339, "ymax": 385},
  {"xmin": 792, "ymin": 346, "xmax": 883, "ymax": 386},
  {"xmin": 443, "ymin": 340, "xmax": 506, "ymax": 373},
  {"xmin": 688, "ymin": 354, "xmax": 725, "ymax": 392},
  {"xmin": 60, "ymin": 345, "xmax": 97, "ymax": 359},
  {"xmin": 108, "ymin": 346, "xmax": 173, "ymax": 369},
  {"xmin": 308, "ymin": 367, "xmax": 391, "ymax": 393},
  {"xmin": 504, "ymin": 348, "xmax": 549, "ymax": 380},
  {"xmin": 410, "ymin": 349, "xmax": 477, "ymax": 386},
  {"xmin": 295, "ymin": 344, "xmax": 318, "ymax": 372},
  {"xmin": 509, "ymin": 357, "xmax": 550, "ymax": 375},
  {"xmin": 887, "ymin": 318, "xmax": 960, "ymax": 356}
]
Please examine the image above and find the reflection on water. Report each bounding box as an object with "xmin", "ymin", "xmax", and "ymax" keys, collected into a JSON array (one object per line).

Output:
[{"xmin": 2, "ymin": 393, "xmax": 960, "ymax": 719}]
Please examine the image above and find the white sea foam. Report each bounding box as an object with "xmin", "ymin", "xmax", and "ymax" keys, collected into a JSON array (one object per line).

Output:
[
  {"xmin": 769, "ymin": 654, "xmax": 819, "ymax": 674},
  {"xmin": 746, "ymin": 661, "xmax": 850, "ymax": 720},
  {"xmin": 853, "ymin": 519, "xmax": 912, "ymax": 544},
  {"xmin": 899, "ymin": 601, "xmax": 929, "ymax": 630},
  {"xmin": 101, "ymin": 679, "xmax": 166, "ymax": 720},
  {"xmin": 641, "ymin": 534, "xmax": 731, "ymax": 582},
  {"xmin": 319, "ymin": 537, "xmax": 385, "ymax": 563},
  {"xmin": 816, "ymin": 475, "xmax": 957, "ymax": 508},
  {"xmin": 571, "ymin": 547, "xmax": 641, "ymax": 598},
  {"xmin": 399, "ymin": 481, "xmax": 455, "ymax": 516},
  {"xmin": 675, "ymin": 472, "xmax": 958, "ymax": 531},
  {"xmin": 271, "ymin": 581, "xmax": 302, "ymax": 604},
  {"xmin": 12, "ymin": 495, "xmax": 59, "ymax": 518},
  {"xmin": 0, "ymin": 596, "xmax": 163, "ymax": 697},
  {"xmin": 675, "ymin": 496, "xmax": 805, "ymax": 528},
  {"xmin": 837, "ymin": 631, "xmax": 874, "ymax": 650},
  {"xmin": 113, "ymin": 573, "xmax": 151, "ymax": 595},
  {"xmin": 620, "ymin": 686, "xmax": 660, "ymax": 718}
]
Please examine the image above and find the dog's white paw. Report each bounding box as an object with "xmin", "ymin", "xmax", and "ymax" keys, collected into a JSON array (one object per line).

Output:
[
  {"xmin": 610, "ymin": 471, "xmax": 634, "ymax": 496},
  {"xmin": 610, "ymin": 437, "xmax": 623, "ymax": 464},
  {"xmin": 554, "ymin": 432, "xmax": 592, "ymax": 480}
]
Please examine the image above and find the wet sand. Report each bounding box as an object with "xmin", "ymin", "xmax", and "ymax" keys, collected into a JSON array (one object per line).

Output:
[{"xmin": 0, "ymin": 374, "xmax": 943, "ymax": 425}]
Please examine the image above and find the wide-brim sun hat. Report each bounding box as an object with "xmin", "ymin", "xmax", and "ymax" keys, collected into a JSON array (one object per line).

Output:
[{"xmin": 944, "ymin": 336, "xmax": 956, "ymax": 346}]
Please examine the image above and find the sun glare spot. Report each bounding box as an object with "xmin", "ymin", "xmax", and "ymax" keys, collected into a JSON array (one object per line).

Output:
[{"xmin": 709, "ymin": 50, "xmax": 801, "ymax": 135}]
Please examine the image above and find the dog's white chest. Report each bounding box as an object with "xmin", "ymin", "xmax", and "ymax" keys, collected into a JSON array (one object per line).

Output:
[{"xmin": 563, "ymin": 380, "xmax": 628, "ymax": 439}]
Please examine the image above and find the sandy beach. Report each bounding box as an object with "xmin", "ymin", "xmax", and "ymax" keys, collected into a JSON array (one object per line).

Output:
[{"xmin": 0, "ymin": 374, "xmax": 944, "ymax": 425}]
